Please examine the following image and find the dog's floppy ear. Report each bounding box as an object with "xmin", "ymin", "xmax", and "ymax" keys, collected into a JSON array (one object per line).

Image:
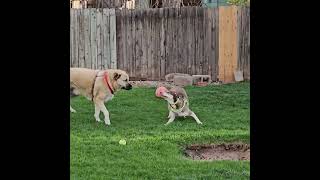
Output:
[{"xmin": 113, "ymin": 72, "xmax": 121, "ymax": 80}]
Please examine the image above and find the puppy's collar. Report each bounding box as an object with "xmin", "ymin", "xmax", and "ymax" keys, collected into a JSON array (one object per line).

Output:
[{"xmin": 103, "ymin": 71, "xmax": 114, "ymax": 94}]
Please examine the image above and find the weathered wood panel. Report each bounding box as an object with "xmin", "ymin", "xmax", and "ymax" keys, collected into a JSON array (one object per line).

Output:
[{"xmin": 237, "ymin": 6, "xmax": 250, "ymax": 80}]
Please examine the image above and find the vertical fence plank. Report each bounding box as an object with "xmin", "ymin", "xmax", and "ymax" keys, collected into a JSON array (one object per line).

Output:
[
  {"xmin": 166, "ymin": 8, "xmax": 174, "ymax": 75},
  {"xmin": 146, "ymin": 8, "xmax": 152, "ymax": 79},
  {"xmin": 197, "ymin": 7, "xmax": 204, "ymax": 75},
  {"xmin": 203, "ymin": 8, "xmax": 210, "ymax": 77},
  {"xmin": 218, "ymin": 6, "xmax": 238, "ymax": 82},
  {"xmin": 135, "ymin": 9, "xmax": 143, "ymax": 79},
  {"xmin": 97, "ymin": 9, "xmax": 103, "ymax": 69},
  {"xmin": 131, "ymin": 9, "xmax": 136, "ymax": 78},
  {"xmin": 90, "ymin": 9, "xmax": 97, "ymax": 69},
  {"xmin": 73, "ymin": 10, "xmax": 79, "ymax": 67},
  {"xmin": 110, "ymin": 9, "xmax": 117, "ymax": 69},
  {"xmin": 126, "ymin": 9, "xmax": 133, "ymax": 76},
  {"xmin": 154, "ymin": 9, "xmax": 161, "ymax": 80},
  {"xmin": 180, "ymin": 7, "xmax": 188, "ymax": 74},
  {"xmin": 70, "ymin": 10, "xmax": 74, "ymax": 66},
  {"xmin": 214, "ymin": 7, "xmax": 219, "ymax": 81},
  {"xmin": 116, "ymin": 9, "xmax": 123, "ymax": 70},
  {"xmin": 141, "ymin": 9, "xmax": 148, "ymax": 79},
  {"xmin": 122, "ymin": 9, "xmax": 128, "ymax": 73},
  {"xmin": 159, "ymin": 8, "xmax": 166, "ymax": 80},
  {"xmin": 84, "ymin": 9, "xmax": 91, "ymax": 68},
  {"xmin": 187, "ymin": 7, "xmax": 194, "ymax": 75},
  {"xmin": 102, "ymin": 9, "xmax": 110, "ymax": 69}
]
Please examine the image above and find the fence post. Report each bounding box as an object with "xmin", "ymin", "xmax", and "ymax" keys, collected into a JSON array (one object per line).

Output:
[{"xmin": 218, "ymin": 5, "xmax": 238, "ymax": 83}]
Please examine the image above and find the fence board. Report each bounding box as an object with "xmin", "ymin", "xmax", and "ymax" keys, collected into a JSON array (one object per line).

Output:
[
  {"xmin": 70, "ymin": 10, "xmax": 74, "ymax": 66},
  {"xmin": 237, "ymin": 6, "xmax": 250, "ymax": 80},
  {"xmin": 151, "ymin": 9, "xmax": 157, "ymax": 80},
  {"xmin": 159, "ymin": 8, "xmax": 166, "ymax": 80},
  {"xmin": 84, "ymin": 9, "xmax": 91, "ymax": 68},
  {"xmin": 135, "ymin": 9, "xmax": 143, "ymax": 79},
  {"xmin": 187, "ymin": 7, "xmax": 194, "ymax": 75},
  {"xmin": 146, "ymin": 9, "xmax": 152, "ymax": 79},
  {"xmin": 122, "ymin": 9, "xmax": 128, "ymax": 73},
  {"xmin": 131, "ymin": 10, "xmax": 136, "ymax": 78},
  {"xmin": 180, "ymin": 7, "xmax": 187, "ymax": 74},
  {"xmin": 218, "ymin": 6, "xmax": 238, "ymax": 82},
  {"xmin": 199, "ymin": 7, "xmax": 204, "ymax": 75},
  {"xmin": 141, "ymin": 9, "xmax": 148, "ymax": 78},
  {"xmin": 96, "ymin": 9, "xmax": 103, "ymax": 69},
  {"xmin": 72, "ymin": 10, "xmax": 79, "ymax": 67},
  {"xmin": 116, "ymin": 9, "xmax": 123, "ymax": 70},
  {"xmin": 167, "ymin": 8, "xmax": 174, "ymax": 75},
  {"xmin": 213, "ymin": 7, "xmax": 219, "ymax": 81},
  {"xmin": 102, "ymin": 9, "xmax": 110, "ymax": 68},
  {"xmin": 125, "ymin": 10, "xmax": 133, "ymax": 75},
  {"xmin": 90, "ymin": 9, "xmax": 97, "ymax": 69},
  {"xmin": 155, "ymin": 9, "xmax": 161, "ymax": 80},
  {"xmin": 163, "ymin": 8, "xmax": 169, "ymax": 77}
]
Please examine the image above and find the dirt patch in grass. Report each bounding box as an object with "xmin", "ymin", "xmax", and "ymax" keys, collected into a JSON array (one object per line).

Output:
[{"xmin": 184, "ymin": 143, "xmax": 250, "ymax": 161}]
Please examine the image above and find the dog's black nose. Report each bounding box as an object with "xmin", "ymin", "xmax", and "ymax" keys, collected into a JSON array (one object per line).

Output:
[{"xmin": 125, "ymin": 84, "xmax": 132, "ymax": 90}]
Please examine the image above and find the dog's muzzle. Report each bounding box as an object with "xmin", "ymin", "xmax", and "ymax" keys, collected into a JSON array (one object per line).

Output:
[{"xmin": 122, "ymin": 83, "xmax": 132, "ymax": 90}]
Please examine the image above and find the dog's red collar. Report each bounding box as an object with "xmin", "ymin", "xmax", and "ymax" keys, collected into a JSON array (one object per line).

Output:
[{"xmin": 103, "ymin": 71, "xmax": 114, "ymax": 94}]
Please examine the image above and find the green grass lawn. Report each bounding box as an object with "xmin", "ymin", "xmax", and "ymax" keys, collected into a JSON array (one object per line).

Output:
[{"xmin": 70, "ymin": 82, "xmax": 250, "ymax": 179}]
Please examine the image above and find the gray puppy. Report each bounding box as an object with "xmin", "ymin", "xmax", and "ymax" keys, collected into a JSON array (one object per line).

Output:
[{"xmin": 161, "ymin": 86, "xmax": 202, "ymax": 126}]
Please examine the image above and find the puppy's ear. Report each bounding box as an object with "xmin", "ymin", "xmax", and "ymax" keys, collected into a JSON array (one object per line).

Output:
[{"xmin": 113, "ymin": 72, "xmax": 121, "ymax": 80}]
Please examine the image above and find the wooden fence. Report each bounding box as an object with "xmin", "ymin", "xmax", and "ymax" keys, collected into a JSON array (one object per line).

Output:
[
  {"xmin": 70, "ymin": 9, "xmax": 117, "ymax": 69},
  {"xmin": 70, "ymin": 6, "xmax": 250, "ymax": 82},
  {"xmin": 116, "ymin": 7, "xmax": 218, "ymax": 80}
]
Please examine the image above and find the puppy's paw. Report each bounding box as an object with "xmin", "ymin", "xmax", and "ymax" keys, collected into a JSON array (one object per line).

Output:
[
  {"xmin": 197, "ymin": 122, "xmax": 203, "ymax": 125},
  {"xmin": 164, "ymin": 122, "xmax": 172, "ymax": 126},
  {"xmin": 70, "ymin": 109, "xmax": 76, "ymax": 113}
]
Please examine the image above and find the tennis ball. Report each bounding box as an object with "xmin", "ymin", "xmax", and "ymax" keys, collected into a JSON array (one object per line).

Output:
[{"xmin": 119, "ymin": 139, "xmax": 126, "ymax": 145}]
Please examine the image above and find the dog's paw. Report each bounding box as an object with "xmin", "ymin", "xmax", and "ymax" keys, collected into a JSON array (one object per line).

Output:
[
  {"xmin": 164, "ymin": 122, "xmax": 171, "ymax": 126},
  {"xmin": 70, "ymin": 109, "xmax": 76, "ymax": 113},
  {"xmin": 197, "ymin": 122, "xmax": 203, "ymax": 125},
  {"xmin": 94, "ymin": 116, "xmax": 101, "ymax": 122}
]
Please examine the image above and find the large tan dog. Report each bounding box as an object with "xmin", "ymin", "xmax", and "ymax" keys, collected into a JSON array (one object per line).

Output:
[{"xmin": 70, "ymin": 68, "xmax": 132, "ymax": 126}]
